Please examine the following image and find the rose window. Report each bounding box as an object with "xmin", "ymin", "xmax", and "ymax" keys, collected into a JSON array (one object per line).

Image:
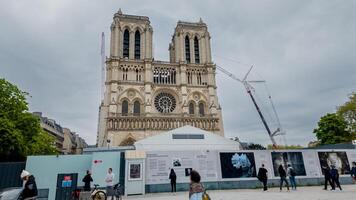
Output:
[{"xmin": 154, "ymin": 92, "xmax": 176, "ymax": 113}]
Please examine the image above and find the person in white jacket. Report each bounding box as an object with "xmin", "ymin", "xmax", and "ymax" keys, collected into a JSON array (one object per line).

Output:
[{"xmin": 105, "ymin": 168, "xmax": 115, "ymax": 200}]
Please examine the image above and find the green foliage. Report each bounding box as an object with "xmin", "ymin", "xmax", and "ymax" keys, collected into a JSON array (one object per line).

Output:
[
  {"xmin": 313, "ymin": 113, "xmax": 352, "ymax": 145},
  {"xmin": 29, "ymin": 130, "xmax": 58, "ymax": 155},
  {"xmin": 337, "ymin": 93, "xmax": 356, "ymax": 136},
  {"xmin": 0, "ymin": 78, "xmax": 57, "ymax": 161},
  {"xmin": 246, "ymin": 143, "xmax": 266, "ymax": 150},
  {"xmin": 267, "ymin": 144, "xmax": 304, "ymax": 150},
  {"xmin": 0, "ymin": 118, "xmax": 25, "ymax": 160}
]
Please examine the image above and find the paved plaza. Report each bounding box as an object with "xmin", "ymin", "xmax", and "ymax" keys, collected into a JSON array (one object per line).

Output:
[{"xmin": 124, "ymin": 185, "xmax": 356, "ymax": 200}]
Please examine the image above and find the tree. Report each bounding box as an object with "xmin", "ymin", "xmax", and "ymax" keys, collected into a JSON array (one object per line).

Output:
[
  {"xmin": 337, "ymin": 93, "xmax": 356, "ymax": 136},
  {"xmin": 267, "ymin": 144, "xmax": 304, "ymax": 149},
  {"xmin": 313, "ymin": 113, "xmax": 352, "ymax": 145},
  {"xmin": 246, "ymin": 143, "xmax": 266, "ymax": 150},
  {"xmin": 0, "ymin": 78, "xmax": 57, "ymax": 161}
]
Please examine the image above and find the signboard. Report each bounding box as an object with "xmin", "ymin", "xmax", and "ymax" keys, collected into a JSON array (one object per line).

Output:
[
  {"xmin": 271, "ymin": 152, "xmax": 306, "ymax": 177},
  {"xmin": 129, "ymin": 163, "xmax": 142, "ymax": 180},
  {"xmin": 219, "ymin": 152, "xmax": 256, "ymax": 179},
  {"xmin": 61, "ymin": 176, "xmax": 72, "ymax": 187},
  {"xmin": 145, "ymin": 151, "xmax": 218, "ymax": 184},
  {"xmin": 93, "ymin": 160, "xmax": 103, "ymax": 164},
  {"xmin": 318, "ymin": 151, "xmax": 350, "ymax": 175}
]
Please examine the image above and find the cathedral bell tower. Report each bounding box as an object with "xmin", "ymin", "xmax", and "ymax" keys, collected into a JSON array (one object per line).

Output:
[{"xmin": 97, "ymin": 10, "xmax": 224, "ymax": 147}]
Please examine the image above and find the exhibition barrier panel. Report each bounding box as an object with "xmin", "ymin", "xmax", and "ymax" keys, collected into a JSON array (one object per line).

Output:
[{"xmin": 145, "ymin": 149, "xmax": 356, "ymax": 185}]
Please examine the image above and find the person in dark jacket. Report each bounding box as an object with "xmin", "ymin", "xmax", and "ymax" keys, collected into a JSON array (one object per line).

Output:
[
  {"xmin": 351, "ymin": 162, "xmax": 356, "ymax": 183},
  {"xmin": 82, "ymin": 170, "xmax": 93, "ymax": 191},
  {"xmin": 330, "ymin": 165, "xmax": 342, "ymax": 190},
  {"xmin": 322, "ymin": 166, "xmax": 334, "ymax": 190},
  {"xmin": 278, "ymin": 164, "xmax": 289, "ymax": 191},
  {"xmin": 169, "ymin": 169, "xmax": 177, "ymax": 193},
  {"xmin": 20, "ymin": 170, "xmax": 38, "ymax": 200},
  {"xmin": 257, "ymin": 164, "xmax": 268, "ymax": 191}
]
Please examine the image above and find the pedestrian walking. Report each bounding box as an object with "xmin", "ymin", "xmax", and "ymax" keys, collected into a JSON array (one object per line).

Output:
[
  {"xmin": 351, "ymin": 162, "xmax": 356, "ymax": 183},
  {"xmin": 82, "ymin": 170, "xmax": 93, "ymax": 191},
  {"xmin": 105, "ymin": 168, "xmax": 115, "ymax": 200},
  {"xmin": 330, "ymin": 165, "xmax": 342, "ymax": 190},
  {"xmin": 19, "ymin": 170, "xmax": 38, "ymax": 200},
  {"xmin": 278, "ymin": 164, "xmax": 289, "ymax": 191},
  {"xmin": 257, "ymin": 164, "xmax": 268, "ymax": 191},
  {"xmin": 322, "ymin": 166, "xmax": 334, "ymax": 190},
  {"xmin": 169, "ymin": 169, "xmax": 177, "ymax": 193},
  {"xmin": 189, "ymin": 170, "xmax": 204, "ymax": 200},
  {"xmin": 287, "ymin": 164, "xmax": 297, "ymax": 190}
]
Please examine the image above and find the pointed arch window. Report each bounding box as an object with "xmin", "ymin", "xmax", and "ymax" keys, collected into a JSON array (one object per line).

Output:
[
  {"xmin": 189, "ymin": 102, "xmax": 195, "ymax": 115},
  {"xmin": 133, "ymin": 100, "xmax": 140, "ymax": 115},
  {"xmin": 185, "ymin": 36, "xmax": 191, "ymax": 63},
  {"xmin": 199, "ymin": 102, "xmax": 205, "ymax": 116},
  {"xmin": 123, "ymin": 30, "xmax": 130, "ymax": 58},
  {"xmin": 194, "ymin": 36, "xmax": 200, "ymax": 63},
  {"xmin": 122, "ymin": 100, "xmax": 128, "ymax": 116},
  {"xmin": 134, "ymin": 30, "xmax": 141, "ymax": 59}
]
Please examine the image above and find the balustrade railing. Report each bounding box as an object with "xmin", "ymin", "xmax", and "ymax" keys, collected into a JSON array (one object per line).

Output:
[{"xmin": 106, "ymin": 115, "xmax": 219, "ymax": 131}]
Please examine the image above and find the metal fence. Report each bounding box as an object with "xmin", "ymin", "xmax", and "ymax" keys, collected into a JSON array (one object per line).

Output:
[{"xmin": 0, "ymin": 162, "xmax": 26, "ymax": 189}]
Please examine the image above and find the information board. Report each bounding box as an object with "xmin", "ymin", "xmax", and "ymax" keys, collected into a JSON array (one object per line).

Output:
[{"xmin": 145, "ymin": 151, "xmax": 219, "ymax": 184}]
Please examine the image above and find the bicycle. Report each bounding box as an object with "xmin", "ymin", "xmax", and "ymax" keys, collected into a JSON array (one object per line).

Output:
[
  {"xmin": 113, "ymin": 183, "xmax": 123, "ymax": 200},
  {"xmin": 91, "ymin": 184, "xmax": 107, "ymax": 200}
]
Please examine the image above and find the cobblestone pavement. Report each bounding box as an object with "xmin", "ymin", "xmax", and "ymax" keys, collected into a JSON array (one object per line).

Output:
[{"xmin": 124, "ymin": 185, "xmax": 356, "ymax": 200}]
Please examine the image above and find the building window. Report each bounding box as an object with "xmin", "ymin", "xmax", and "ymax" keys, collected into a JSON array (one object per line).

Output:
[
  {"xmin": 197, "ymin": 72, "xmax": 202, "ymax": 85},
  {"xmin": 133, "ymin": 101, "xmax": 140, "ymax": 115},
  {"xmin": 123, "ymin": 29, "xmax": 130, "ymax": 58},
  {"xmin": 123, "ymin": 68, "xmax": 128, "ymax": 81},
  {"xmin": 189, "ymin": 102, "xmax": 195, "ymax": 115},
  {"xmin": 187, "ymin": 72, "xmax": 192, "ymax": 84},
  {"xmin": 122, "ymin": 100, "xmax": 128, "ymax": 116},
  {"xmin": 185, "ymin": 36, "xmax": 190, "ymax": 63},
  {"xmin": 135, "ymin": 69, "xmax": 140, "ymax": 82},
  {"xmin": 153, "ymin": 67, "xmax": 176, "ymax": 85},
  {"xmin": 134, "ymin": 30, "xmax": 140, "ymax": 59},
  {"xmin": 194, "ymin": 37, "xmax": 200, "ymax": 63},
  {"xmin": 199, "ymin": 103, "xmax": 205, "ymax": 116},
  {"xmin": 154, "ymin": 92, "xmax": 176, "ymax": 113}
]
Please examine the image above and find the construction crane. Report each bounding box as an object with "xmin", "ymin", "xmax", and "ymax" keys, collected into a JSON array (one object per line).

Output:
[{"xmin": 216, "ymin": 65, "xmax": 285, "ymax": 147}]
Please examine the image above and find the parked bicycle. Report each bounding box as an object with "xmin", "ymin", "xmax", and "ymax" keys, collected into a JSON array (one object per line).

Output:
[
  {"xmin": 113, "ymin": 183, "xmax": 123, "ymax": 200},
  {"xmin": 72, "ymin": 184, "xmax": 106, "ymax": 200},
  {"xmin": 91, "ymin": 184, "xmax": 107, "ymax": 200}
]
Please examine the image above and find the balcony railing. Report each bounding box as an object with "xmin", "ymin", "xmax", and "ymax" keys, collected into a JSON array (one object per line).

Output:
[{"xmin": 106, "ymin": 114, "xmax": 220, "ymax": 132}]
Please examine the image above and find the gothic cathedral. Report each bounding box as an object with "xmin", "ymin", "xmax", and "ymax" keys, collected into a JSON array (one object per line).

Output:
[{"xmin": 97, "ymin": 10, "xmax": 224, "ymax": 147}]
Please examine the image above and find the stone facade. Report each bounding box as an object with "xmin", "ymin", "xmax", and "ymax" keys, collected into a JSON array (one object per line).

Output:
[
  {"xmin": 33, "ymin": 112, "xmax": 87, "ymax": 154},
  {"xmin": 63, "ymin": 128, "xmax": 88, "ymax": 154},
  {"xmin": 97, "ymin": 9, "xmax": 224, "ymax": 147}
]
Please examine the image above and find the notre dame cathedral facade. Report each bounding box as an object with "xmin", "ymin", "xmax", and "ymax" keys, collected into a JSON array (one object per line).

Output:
[{"xmin": 97, "ymin": 9, "xmax": 224, "ymax": 147}]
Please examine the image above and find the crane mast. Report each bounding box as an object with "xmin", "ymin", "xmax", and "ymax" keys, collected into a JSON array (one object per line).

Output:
[{"xmin": 216, "ymin": 65, "xmax": 282, "ymax": 147}]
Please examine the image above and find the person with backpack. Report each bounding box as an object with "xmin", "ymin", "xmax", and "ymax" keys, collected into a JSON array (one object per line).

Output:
[
  {"xmin": 188, "ymin": 170, "xmax": 210, "ymax": 200},
  {"xmin": 257, "ymin": 164, "xmax": 268, "ymax": 191},
  {"xmin": 330, "ymin": 165, "xmax": 342, "ymax": 190},
  {"xmin": 189, "ymin": 170, "xmax": 203, "ymax": 200},
  {"xmin": 278, "ymin": 164, "xmax": 290, "ymax": 191},
  {"xmin": 169, "ymin": 169, "xmax": 177, "ymax": 193},
  {"xmin": 287, "ymin": 164, "xmax": 297, "ymax": 190}
]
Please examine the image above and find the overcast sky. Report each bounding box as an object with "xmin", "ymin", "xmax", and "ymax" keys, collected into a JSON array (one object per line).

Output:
[{"xmin": 1, "ymin": 0, "xmax": 355, "ymax": 146}]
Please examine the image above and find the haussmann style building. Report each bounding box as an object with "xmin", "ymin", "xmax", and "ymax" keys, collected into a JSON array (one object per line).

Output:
[{"xmin": 97, "ymin": 9, "xmax": 224, "ymax": 147}]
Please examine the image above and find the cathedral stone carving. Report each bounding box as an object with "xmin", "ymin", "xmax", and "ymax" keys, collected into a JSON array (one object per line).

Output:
[{"xmin": 97, "ymin": 10, "xmax": 224, "ymax": 147}]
